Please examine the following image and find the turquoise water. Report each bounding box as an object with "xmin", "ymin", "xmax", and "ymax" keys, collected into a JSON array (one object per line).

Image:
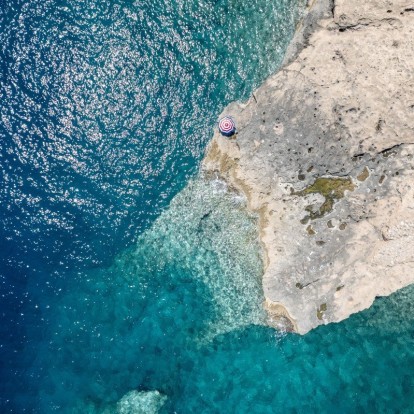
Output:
[
  {"xmin": 37, "ymin": 176, "xmax": 266, "ymax": 412},
  {"xmin": 29, "ymin": 177, "xmax": 414, "ymax": 413},
  {"xmin": 2, "ymin": 0, "xmax": 414, "ymax": 412}
]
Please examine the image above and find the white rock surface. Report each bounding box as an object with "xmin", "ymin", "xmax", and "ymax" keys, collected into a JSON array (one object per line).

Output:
[{"xmin": 204, "ymin": 0, "xmax": 414, "ymax": 333}]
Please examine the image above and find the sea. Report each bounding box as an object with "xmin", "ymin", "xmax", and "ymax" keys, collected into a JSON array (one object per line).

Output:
[{"xmin": 1, "ymin": 0, "xmax": 414, "ymax": 413}]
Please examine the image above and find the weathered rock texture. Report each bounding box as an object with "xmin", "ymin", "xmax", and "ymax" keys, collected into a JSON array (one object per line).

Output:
[{"xmin": 203, "ymin": 0, "xmax": 414, "ymax": 333}]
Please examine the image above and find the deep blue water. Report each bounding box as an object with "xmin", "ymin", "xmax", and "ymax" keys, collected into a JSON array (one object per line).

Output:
[{"xmin": 2, "ymin": 0, "xmax": 414, "ymax": 413}]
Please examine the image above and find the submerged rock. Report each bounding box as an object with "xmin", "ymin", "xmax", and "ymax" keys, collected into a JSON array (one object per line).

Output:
[
  {"xmin": 116, "ymin": 390, "xmax": 167, "ymax": 414},
  {"xmin": 204, "ymin": 0, "xmax": 414, "ymax": 333}
]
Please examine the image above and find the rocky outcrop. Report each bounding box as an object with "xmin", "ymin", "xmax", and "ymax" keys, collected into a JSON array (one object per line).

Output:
[
  {"xmin": 203, "ymin": 0, "xmax": 414, "ymax": 333},
  {"xmin": 115, "ymin": 390, "xmax": 167, "ymax": 414}
]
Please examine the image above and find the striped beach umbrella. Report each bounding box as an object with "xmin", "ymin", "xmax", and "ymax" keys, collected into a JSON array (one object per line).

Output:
[{"xmin": 218, "ymin": 116, "xmax": 236, "ymax": 137}]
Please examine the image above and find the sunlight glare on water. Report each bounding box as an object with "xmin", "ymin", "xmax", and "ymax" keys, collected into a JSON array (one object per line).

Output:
[
  {"xmin": 1, "ymin": 0, "xmax": 305, "ymax": 411},
  {"xmin": 3, "ymin": 0, "xmax": 414, "ymax": 413}
]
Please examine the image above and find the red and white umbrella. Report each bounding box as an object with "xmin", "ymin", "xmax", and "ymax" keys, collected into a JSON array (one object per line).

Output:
[{"xmin": 218, "ymin": 116, "xmax": 236, "ymax": 137}]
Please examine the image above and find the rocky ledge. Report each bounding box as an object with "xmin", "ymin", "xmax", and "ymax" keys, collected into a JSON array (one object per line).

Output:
[{"xmin": 203, "ymin": 0, "xmax": 414, "ymax": 333}]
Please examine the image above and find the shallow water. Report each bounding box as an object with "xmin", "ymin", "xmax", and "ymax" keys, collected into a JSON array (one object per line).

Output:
[
  {"xmin": 35, "ymin": 176, "xmax": 265, "ymax": 412},
  {"xmin": 2, "ymin": 0, "xmax": 414, "ymax": 412}
]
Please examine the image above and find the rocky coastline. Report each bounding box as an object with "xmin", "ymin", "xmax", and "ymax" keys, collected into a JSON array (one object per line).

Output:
[{"xmin": 203, "ymin": 0, "xmax": 414, "ymax": 333}]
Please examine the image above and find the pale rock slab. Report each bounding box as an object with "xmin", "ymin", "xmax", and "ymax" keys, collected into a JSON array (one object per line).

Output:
[{"xmin": 203, "ymin": 0, "xmax": 414, "ymax": 333}]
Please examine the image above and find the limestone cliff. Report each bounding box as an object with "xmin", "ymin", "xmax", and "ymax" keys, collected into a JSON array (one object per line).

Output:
[{"xmin": 203, "ymin": 0, "xmax": 414, "ymax": 333}]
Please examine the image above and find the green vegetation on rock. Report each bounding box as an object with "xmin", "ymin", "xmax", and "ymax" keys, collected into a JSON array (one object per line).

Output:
[
  {"xmin": 296, "ymin": 177, "xmax": 355, "ymax": 222},
  {"xmin": 316, "ymin": 303, "xmax": 327, "ymax": 320}
]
